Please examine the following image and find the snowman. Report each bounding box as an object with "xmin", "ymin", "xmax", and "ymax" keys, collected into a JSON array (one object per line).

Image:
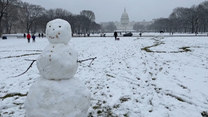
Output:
[{"xmin": 25, "ymin": 19, "xmax": 91, "ymax": 117}]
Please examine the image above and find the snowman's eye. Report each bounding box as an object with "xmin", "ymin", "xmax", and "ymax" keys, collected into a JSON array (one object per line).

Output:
[
  {"xmin": 49, "ymin": 25, "xmax": 51, "ymax": 27},
  {"xmin": 59, "ymin": 26, "xmax": 61, "ymax": 28}
]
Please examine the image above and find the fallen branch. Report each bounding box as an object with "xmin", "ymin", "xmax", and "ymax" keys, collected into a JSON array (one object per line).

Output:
[
  {"xmin": 88, "ymin": 57, "xmax": 97, "ymax": 67},
  {"xmin": 0, "ymin": 53, "xmax": 41, "ymax": 59},
  {"xmin": 13, "ymin": 60, "xmax": 36, "ymax": 77},
  {"xmin": 77, "ymin": 57, "xmax": 97, "ymax": 63},
  {"xmin": 77, "ymin": 57, "xmax": 97, "ymax": 67},
  {"xmin": 25, "ymin": 59, "xmax": 37, "ymax": 61}
]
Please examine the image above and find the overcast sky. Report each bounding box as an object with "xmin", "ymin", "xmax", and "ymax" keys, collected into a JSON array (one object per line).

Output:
[{"xmin": 22, "ymin": 0, "xmax": 205, "ymax": 23}]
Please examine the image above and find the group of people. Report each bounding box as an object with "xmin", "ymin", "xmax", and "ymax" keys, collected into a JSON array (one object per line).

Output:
[{"xmin": 24, "ymin": 33, "xmax": 44, "ymax": 43}]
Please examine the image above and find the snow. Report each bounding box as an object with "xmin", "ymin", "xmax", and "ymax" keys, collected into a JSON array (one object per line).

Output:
[{"xmin": 0, "ymin": 35, "xmax": 208, "ymax": 117}]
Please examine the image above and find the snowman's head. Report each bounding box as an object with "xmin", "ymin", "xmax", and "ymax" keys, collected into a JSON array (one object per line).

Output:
[{"xmin": 46, "ymin": 19, "xmax": 72, "ymax": 44}]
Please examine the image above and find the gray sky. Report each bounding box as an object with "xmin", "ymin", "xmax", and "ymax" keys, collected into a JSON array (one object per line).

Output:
[{"xmin": 22, "ymin": 0, "xmax": 205, "ymax": 23}]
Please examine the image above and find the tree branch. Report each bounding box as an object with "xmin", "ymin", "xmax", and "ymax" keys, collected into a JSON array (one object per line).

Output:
[
  {"xmin": 13, "ymin": 59, "xmax": 36, "ymax": 77},
  {"xmin": 13, "ymin": 57, "xmax": 97, "ymax": 77},
  {"xmin": 77, "ymin": 57, "xmax": 97, "ymax": 63},
  {"xmin": 77, "ymin": 57, "xmax": 97, "ymax": 67}
]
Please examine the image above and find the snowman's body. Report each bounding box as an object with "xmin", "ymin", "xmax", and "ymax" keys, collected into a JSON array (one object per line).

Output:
[
  {"xmin": 25, "ymin": 78, "xmax": 90, "ymax": 117},
  {"xmin": 25, "ymin": 19, "xmax": 90, "ymax": 117},
  {"xmin": 37, "ymin": 44, "xmax": 78, "ymax": 80}
]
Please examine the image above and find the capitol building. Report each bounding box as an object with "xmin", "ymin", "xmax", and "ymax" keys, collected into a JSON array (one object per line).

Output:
[
  {"xmin": 100, "ymin": 9, "xmax": 153, "ymax": 32},
  {"xmin": 114, "ymin": 9, "xmax": 136, "ymax": 32}
]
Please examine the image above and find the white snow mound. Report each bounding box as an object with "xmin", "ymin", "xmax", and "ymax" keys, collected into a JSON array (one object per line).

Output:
[
  {"xmin": 37, "ymin": 43, "xmax": 78, "ymax": 80},
  {"xmin": 25, "ymin": 77, "xmax": 91, "ymax": 117}
]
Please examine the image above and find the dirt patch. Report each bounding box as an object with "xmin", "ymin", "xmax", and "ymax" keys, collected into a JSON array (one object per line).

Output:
[
  {"xmin": 0, "ymin": 92, "xmax": 28, "ymax": 100},
  {"xmin": 0, "ymin": 50, "xmax": 42, "ymax": 53},
  {"xmin": 201, "ymin": 111, "xmax": 208, "ymax": 117},
  {"xmin": 120, "ymin": 96, "xmax": 131, "ymax": 103},
  {"xmin": 141, "ymin": 39, "xmax": 192, "ymax": 53},
  {"xmin": 179, "ymin": 47, "xmax": 191, "ymax": 52}
]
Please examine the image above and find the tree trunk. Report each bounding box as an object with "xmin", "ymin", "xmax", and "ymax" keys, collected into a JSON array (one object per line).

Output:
[
  {"xmin": 0, "ymin": 19, "xmax": 2, "ymax": 37},
  {"xmin": 7, "ymin": 24, "xmax": 12, "ymax": 34},
  {"xmin": 26, "ymin": 22, "xmax": 29, "ymax": 33},
  {"xmin": 191, "ymin": 21, "xmax": 195, "ymax": 33}
]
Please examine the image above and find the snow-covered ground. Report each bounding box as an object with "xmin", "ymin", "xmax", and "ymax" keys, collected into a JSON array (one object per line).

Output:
[
  {"xmin": 79, "ymin": 32, "xmax": 208, "ymax": 37},
  {"xmin": 0, "ymin": 36, "xmax": 208, "ymax": 117}
]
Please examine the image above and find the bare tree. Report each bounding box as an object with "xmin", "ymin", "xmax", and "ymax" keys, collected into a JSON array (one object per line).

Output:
[
  {"xmin": 168, "ymin": 7, "xmax": 190, "ymax": 32},
  {"xmin": 101, "ymin": 22, "xmax": 117, "ymax": 33},
  {"xmin": 47, "ymin": 8, "xmax": 72, "ymax": 20},
  {"xmin": 3, "ymin": 1, "xmax": 20, "ymax": 34},
  {"xmin": 0, "ymin": 0, "xmax": 22, "ymax": 35},
  {"xmin": 196, "ymin": 2, "xmax": 208, "ymax": 32},
  {"xmin": 150, "ymin": 18, "xmax": 170, "ymax": 32},
  {"xmin": 74, "ymin": 15, "xmax": 91, "ymax": 35},
  {"xmin": 153, "ymin": 6, "xmax": 200, "ymax": 33},
  {"xmin": 90, "ymin": 22, "xmax": 101, "ymax": 33},
  {"xmin": 133, "ymin": 23, "xmax": 145, "ymax": 32},
  {"xmin": 80, "ymin": 10, "xmax": 95, "ymax": 22},
  {"xmin": 0, "ymin": 0, "xmax": 100, "ymax": 36},
  {"xmin": 22, "ymin": 2, "xmax": 45, "ymax": 33},
  {"xmin": 0, "ymin": 0, "xmax": 9, "ymax": 36},
  {"xmin": 33, "ymin": 14, "xmax": 50, "ymax": 33}
]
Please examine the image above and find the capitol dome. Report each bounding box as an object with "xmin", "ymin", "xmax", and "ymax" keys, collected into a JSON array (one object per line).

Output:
[{"xmin": 120, "ymin": 8, "xmax": 129, "ymax": 26}]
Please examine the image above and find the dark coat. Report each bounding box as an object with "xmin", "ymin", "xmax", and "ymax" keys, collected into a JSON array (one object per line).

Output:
[{"xmin": 114, "ymin": 32, "xmax": 118, "ymax": 37}]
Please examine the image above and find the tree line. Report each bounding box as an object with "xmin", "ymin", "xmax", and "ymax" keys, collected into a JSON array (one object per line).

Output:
[
  {"xmin": 1, "ymin": 0, "xmax": 208, "ymax": 36},
  {"xmin": 0, "ymin": 0, "xmax": 101, "ymax": 37},
  {"xmin": 133, "ymin": 1, "xmax": 208, "ymax": 34}
]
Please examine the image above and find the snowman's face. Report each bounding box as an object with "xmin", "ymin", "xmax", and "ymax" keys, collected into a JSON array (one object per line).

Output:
[{"xmin": 46, "ymin": 19, "xmax": 72, "ymax": 44}]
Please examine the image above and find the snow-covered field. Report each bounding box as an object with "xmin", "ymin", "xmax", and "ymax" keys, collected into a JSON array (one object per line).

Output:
[{"xmin": 0, "ymin": 36, "xmax": 208, "ymax": 117}]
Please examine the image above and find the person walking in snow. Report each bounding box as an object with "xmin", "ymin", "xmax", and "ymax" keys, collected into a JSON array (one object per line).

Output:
[
  {"xmin": 139, "ymin": 32, "xmax": 142, "ymax": 37},
  {"xmin": 32, "ymin": 34, "xmax": 36, "ymax": 42},
  {"xmin": 114, "ymin": 31, "xmax": 118, "ymax": 40},
  {"xmin": 27, "ymin": 33, "xmax": 31, "ymax": 43}
]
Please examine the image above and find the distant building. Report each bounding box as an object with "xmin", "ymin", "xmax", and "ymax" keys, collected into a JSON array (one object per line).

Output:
[
  {"xmin": 115, "ymin": 9, "xmax": 135, "ymax": 32},
  {"xmin": 100, "ymin": 9, "xmax": 153, "ymax": 33},
  {"xmin": 120, "ymin": 8, "xmax": 129, "ymax": 30},
  {"xmin": 114, "ymin": 9, "xmax": 154, "ymax": 32}
]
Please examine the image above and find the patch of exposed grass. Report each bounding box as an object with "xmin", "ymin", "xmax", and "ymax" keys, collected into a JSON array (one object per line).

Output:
[
  {"xmin": 0, "ymin": 53, "xmax": 41, "ymax": 59},
  {"xmin": 0, "ymin": 93, "xmax": 27, "ymax": 100},
  {"xmin": 120, "ymin": 96, "xmax": 131, "ymax": 103},
  {"xmin": 201, "ymin": 111, "xmax": 208, "ymax": 117},
  {"xmin": 179, "ymin": 47, "xmax": 191, "ymax": 52}
]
